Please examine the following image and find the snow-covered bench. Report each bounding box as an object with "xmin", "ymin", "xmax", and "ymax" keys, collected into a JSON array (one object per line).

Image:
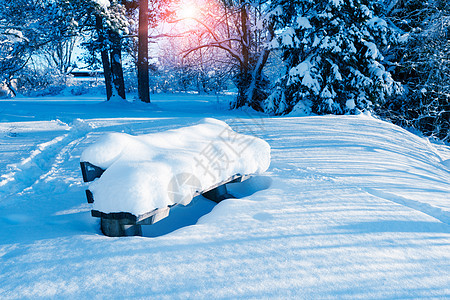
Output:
[{"xmin": 80, "ymin": 118, "xmax": 270, "ymax": 237}]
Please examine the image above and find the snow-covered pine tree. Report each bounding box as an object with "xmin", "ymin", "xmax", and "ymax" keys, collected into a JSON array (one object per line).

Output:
[
  {"xmin": 80, "ymin": 0, "xmax": 131, "ymax": 100},
  {"xmin": 265, "ymin": 0, "xmax": 401, "ymax": 115},
  {"xmin": 380, "ymin": 0, "xmax": 450, "ymax": 142}
]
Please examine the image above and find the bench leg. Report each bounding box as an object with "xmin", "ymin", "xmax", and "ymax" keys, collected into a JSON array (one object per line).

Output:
[
  {"xmin": 202, "ymin": 184, "xmax": 233, "ymax": 203},
  {"xmin": 100, "ymin": 218, "xmax": 142, "ymax": 237}
]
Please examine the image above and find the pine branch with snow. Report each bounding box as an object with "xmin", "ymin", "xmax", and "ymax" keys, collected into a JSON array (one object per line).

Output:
[{"xmin": 266, "ymin": 0, "xmax": 402, "ymax": 115}]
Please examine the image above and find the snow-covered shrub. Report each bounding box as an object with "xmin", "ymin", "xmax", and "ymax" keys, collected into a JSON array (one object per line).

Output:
[
  {"xmin": 268, "ymin": 0, "xmax": 402, "ymax": 115},
  {"xmin": 67, "ymin": 79, "xmax": 106, "ymax": 96},
  {"xmin": 0, "ymin": 84, "xmax": 12, "ymax": 98},
  {"xmin": 15, "ymin": 66, "xmax": 68, "ymax": 97}
]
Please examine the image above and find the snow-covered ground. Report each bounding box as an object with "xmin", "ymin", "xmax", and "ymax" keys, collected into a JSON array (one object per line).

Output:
[{"xmin": 1, "ymin": 94, "xmax": 449, "ymax": 298}]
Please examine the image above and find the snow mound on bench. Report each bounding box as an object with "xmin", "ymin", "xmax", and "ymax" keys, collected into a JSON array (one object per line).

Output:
[{"xmin": 81, "ymin": 118, "xmax": 271, "ymax": 216}]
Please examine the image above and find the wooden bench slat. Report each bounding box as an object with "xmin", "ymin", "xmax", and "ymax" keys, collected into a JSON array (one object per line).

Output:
[
  {"xmin": 137, "ymin": 207, "xmax": 170, "ymax": 225},
  {"xmin": 83, "ymin": 163, "xmax": 252, "ymax": 237}
]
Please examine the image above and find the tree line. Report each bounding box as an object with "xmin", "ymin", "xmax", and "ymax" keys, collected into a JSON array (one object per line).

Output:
[{"xmin": 0, "ymin": 0, "xmax": 448, "ymax": 142}]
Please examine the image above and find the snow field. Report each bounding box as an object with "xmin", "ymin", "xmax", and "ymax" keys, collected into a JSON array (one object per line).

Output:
[{"xmin": 0, "ymin": 95, "xmax": 449, "ymax": 298}]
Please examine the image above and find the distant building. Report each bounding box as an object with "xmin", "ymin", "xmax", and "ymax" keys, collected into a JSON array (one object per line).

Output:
[{"xmin": 69, "ymin": 69, "xmax": 104, "ymax": 83}]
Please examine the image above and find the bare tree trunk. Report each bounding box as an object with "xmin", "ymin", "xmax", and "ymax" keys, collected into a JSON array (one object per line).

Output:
[
  {"xmin": 110, "ymin": 30, "xmax": 126, "ymax": 100},
  {"xmin": 245, "ymin": 21, "xmax": 274, "ymax": 110},
  {"xmin": 235, "ymin": 2, "xmax": 250, "ymax": 108},
  {"xmin": 5, "ymin": 77, "xmax": 17, "ymax": 97},
  {"xmin": 95, "ymin": 15, "xmax": 113, "ymax": 100},
  {"xmin": 223, "ymin": 0, "xmax": 232, "ymax": 48},
  {"xmin": 137, "ymin": 0, "xmax": 150, "ymax": 103}
]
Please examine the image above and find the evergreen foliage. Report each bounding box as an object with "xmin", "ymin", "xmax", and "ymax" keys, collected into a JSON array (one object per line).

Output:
[
  {"xmin": 265, "ymin": 0, "xmax": 402, "ymax": 115},
  {"xmin": 379, "ymin": 0, "xmax": 450, "ymax": 142}
]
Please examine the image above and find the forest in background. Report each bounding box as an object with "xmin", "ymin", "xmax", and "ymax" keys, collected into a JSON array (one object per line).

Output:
[{"xmin": 0, "ymin": 0, "xmax": 449, "ymax": 142}]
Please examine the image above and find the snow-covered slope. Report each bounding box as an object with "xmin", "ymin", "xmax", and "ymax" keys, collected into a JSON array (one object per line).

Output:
[{"xmin": 0, "ymin": 95, "xmax": 449, "ymax": 298}]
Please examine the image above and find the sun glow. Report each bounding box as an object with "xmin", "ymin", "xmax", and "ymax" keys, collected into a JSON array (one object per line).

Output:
[{"xmin": 178, "ymin": 1, "xmax": 200, "ymax": 20}]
